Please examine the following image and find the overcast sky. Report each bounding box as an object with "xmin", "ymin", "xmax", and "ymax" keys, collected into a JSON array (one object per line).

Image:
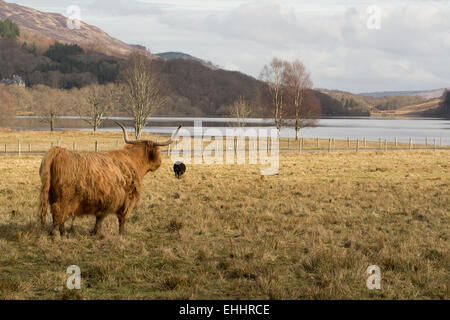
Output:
[{"xmin": 11, "ymin": 0, "xmax": 450, "ymax": 93}]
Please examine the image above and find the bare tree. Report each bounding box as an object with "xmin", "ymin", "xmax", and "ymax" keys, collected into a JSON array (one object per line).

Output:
[
  {"xmin": 120, "ymin": 52, "xmax": 167, "ymax": 139},
  {"xmin": 284, "ymin": 60, "xmax": 318, "ymax": 140},
  {"xmin": 75, "ymin": 83, "xmax": 116, "ymax": 132},
  {"xmin": 227, "ymin": 96, "xmax": 252, "ymax": 128},
  {"xmin": 31, "ymin": 84, "xmax": 68, "ymax": 131},
  {"xmin": 259, "ymin": 57, "xmax": 288, "ymax": 136},
  {"xmin": 0, "ymin": 84, "xmax": 18, "ymax": 120},
  {"xmin": 6, "ymin": 84, "xmax": 33, "ymax": 114}
]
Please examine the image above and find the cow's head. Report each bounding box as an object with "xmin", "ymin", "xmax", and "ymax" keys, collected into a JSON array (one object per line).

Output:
[{"xmin": 115, "ymin": 122, "xmax": 181, "ymax": 172}]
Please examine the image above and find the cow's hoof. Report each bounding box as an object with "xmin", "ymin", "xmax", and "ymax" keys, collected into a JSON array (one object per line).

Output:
[{"xmin": 49, "ymin": 231, "xmax": 60, "ymax": 240}]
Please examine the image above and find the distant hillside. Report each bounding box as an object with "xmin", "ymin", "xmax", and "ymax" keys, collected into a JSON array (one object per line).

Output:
[
  {"xmin": 152, "ymin": 58, "xmax": 364, "ymax": 117},
  {"xmin": 0, "ymin": 0, "xmax": 148, "ymax": 58},
  {"xmin": 360, "ymin": 88, "xmax": 448, "ymax": 99},
  {"xmin": 156, "ymin": 52, "xmax": 220, "ymax": 70},
  {"xmin": 371, "ymin": 99, "xmax": 441, "ymax": 117}
]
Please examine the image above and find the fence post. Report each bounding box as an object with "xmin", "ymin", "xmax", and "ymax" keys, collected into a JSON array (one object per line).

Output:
[
  {"xmin": 409, "ymin": 138, "xmax": 413, "ymax": 151},
  {"xmin": 328, "ymin": 138, "xmax": 331, "ymax": 153},
  {"xmin": 395, "ymin": 138, "xmax": 398, "ymax": 149},
  {"xmin": 288, "ymin": 138, "xmax": 290, "ymax": 150},
  {"xmin": 300, "ymin": 138, "xmax": 304, "ymax": 153},
  {"xmin": 347, "ymin": 137, "xmax": 350, "ymax": 149},
  {"xmin": 440, "ymin": 137, "xmax": 442, "ymax": 147},
  {"xmin": 425, "ymin": 137, "xmax": 428, "ymax": 148},
  {"xmin": 28, "ymin": 143, "xmax": 31, "ymax": 153},
  {"xmin": 316, "ymin": 138, "xmax": 319, "ymax": 149},
  {"xmin": 384, "ymin": 139, "xmax": 387, "ymax": 152},
  {"xmin": 18, "ymin": 140, "xmax": 21, "ymax": 156},
  {"xmin": 378, "ymin": 138, "xmax": 382, "ymax": 150},
  {"xmin": 4, "ymin": 144, "xmax": 6, "ymax": 154},
  {"xmin": 364, "ymin": 137, "xmax": 367, "ymax": 149},
  {"xmin": 356, "ymin": 139, "xmax": 359, "ymax": 152},
  {"xmin": 95, "ymin": 140, "xmax": 98, "ymax": 152}
]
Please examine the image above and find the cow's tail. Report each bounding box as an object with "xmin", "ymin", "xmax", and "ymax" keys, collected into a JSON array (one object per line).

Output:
[{"xmin": 38, "ymin": 147, "xmax": 60, "ymax": 225}]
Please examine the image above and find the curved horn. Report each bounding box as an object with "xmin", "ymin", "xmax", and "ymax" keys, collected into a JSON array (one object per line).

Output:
[
  {"xmin": 115, "ymin": 121, "xmax": 138, "ymax": 145},
  {"xmin": 154, "ymin": 125, "xmax": 182, "ymax": 147}
]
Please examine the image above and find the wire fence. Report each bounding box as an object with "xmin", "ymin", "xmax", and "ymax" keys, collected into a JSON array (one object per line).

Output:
[{"xmin": 1, "ymin": 136, "xmax": 449, "ymax": 156}]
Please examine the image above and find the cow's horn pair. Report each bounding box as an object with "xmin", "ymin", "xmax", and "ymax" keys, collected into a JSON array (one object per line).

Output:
[{"xmin": 115, "ymin": 121, "xmax": 181, "ymax": 146}]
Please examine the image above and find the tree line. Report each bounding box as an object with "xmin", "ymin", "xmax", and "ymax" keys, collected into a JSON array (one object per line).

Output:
[
  {"xmin": 425, "ymin": 90, "xmax": 450, "ymax": 118},
  {"xmin": 0, "ymin": 19, "xmax": 19, "ymax": 40}
]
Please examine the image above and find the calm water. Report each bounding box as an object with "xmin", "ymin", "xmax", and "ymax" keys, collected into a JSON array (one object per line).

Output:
[{"xmin": 4, "ymin": 116, "xmax": 450, "ymax": 144}]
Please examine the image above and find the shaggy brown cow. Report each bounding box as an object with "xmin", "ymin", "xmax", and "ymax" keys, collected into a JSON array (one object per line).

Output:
[{"xmin": 38, "ymin": 122, "xmax": 181, "ymax": 236}]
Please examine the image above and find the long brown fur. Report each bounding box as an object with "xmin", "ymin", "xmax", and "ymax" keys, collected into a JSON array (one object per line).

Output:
[{"xmin": 38, "ymin": 141, "xmax": 162, "ymax": 236}]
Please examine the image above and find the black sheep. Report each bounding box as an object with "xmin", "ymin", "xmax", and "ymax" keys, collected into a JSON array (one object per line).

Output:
[{"xmin": 173, "ymin": 161, "xmax": 186, "ymax": 179}]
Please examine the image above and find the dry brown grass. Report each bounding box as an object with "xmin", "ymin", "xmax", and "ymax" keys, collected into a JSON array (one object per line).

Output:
[{"xmin": 0, "ymin": 138, "xmax": 448, "ymax": 299}]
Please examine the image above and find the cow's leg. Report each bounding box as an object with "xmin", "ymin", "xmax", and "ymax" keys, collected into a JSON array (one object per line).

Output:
[
  {"xmin": 117, "ymin": 208, "xmax": 133, "ymax": 235},
  {"xmin": 68, "ymin": 202, "xmax": 79, "ymax": 233},
  {"xmin": 50, "ymin": 222, "xmax": 59, "ymax": 237},
  {"xmin": 117, "ymin": 191, "xmax": 140, "ymax": 235},
  {"xmin": 70, "ymin": 215, "xmax": 76, "ymax": 232},
  {"xmin": 50, "ymin": 216, "xmax": 66, "ymax": 236},
  {"xmin": 59, "ymin": 222, "xmax": 66, "ymax": 236},
  {"xmin": 91, "ymin": 215, "xmax": 106, "ymax": 235},
  {"xmin": 117, "ymin": 215, "xmax": 126, "ymax": 235},
  {"xmin": 50, "ymin": 203, "xmax": 69, "ymax": 237}
]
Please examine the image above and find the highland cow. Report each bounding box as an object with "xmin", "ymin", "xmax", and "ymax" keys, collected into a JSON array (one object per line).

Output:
[
  {"xmin": 173, "ymin": 161, "xmax": 186, "ymax": 179},
  {"xmin": 38, "ymin": 122, "xmax": 181, "ymax": 236}
]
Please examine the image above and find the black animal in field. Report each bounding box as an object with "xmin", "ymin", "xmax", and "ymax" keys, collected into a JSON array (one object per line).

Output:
[{"xmin": 173, "ymin": 161, "xmax": 186, "ymax": 179}]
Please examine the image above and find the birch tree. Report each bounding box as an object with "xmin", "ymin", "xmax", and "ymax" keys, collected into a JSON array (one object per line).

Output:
[
  {"xmin": 284, "ymin": 60, "xmax": 317, "ymax": 140},
  {"xmin": 259, "ymin": 57, "xmax": 288, "ymax": 136}
]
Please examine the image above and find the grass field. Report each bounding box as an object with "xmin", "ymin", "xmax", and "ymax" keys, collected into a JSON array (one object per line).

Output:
[{"xmin": 0, "ymin": 135, "xmax": 449, "ymax": 299}]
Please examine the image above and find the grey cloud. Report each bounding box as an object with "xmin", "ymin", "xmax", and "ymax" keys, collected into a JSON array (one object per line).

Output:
[
  {"xmin": 155, "ymin": 0, "xmax": 450, "ymax": 91},
  {"xmin": 11, "ymin": 0, "xmax": 450, "ymax": 92},
  {"xmin": 84, "ymin": 0, "xmax": 162, "ymax": 17}
]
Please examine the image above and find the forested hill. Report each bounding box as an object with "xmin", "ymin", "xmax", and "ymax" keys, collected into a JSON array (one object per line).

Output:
[{"xmin": 153, "ymin": 58, "xmax": 261, "ymax": 116}]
